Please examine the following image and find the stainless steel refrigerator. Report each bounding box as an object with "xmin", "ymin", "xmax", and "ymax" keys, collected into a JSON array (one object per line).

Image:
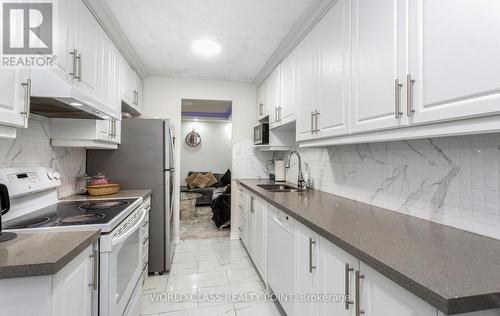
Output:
[{"xmin": 87, "ymin": 118, "xmax": 175, "ymax": 273}]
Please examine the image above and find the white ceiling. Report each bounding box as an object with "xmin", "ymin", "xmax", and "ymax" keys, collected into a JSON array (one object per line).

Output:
[{"xmin": 105, "ymin": 0, "xmax": 315, "ymax": 82}]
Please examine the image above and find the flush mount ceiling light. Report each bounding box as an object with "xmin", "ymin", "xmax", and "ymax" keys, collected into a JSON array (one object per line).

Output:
[{"xmin": 192, "ymin": 39, "xmax": 221, "ymax": 57}]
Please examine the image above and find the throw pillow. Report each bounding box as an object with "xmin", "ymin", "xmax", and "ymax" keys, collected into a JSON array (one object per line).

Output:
[
  {"xmin": 204, "ymin": 172, "xmax": 219, "ymax": 187},
  {"xmin": 185, "ymin": 172, "xmax": 199, "ymax": 189},
  {"xmin": 220, "ymin": 169, "xmax": 231, "ymax": 186},
  {"xmin": 192, "ymin": 173, "xmax": 211, "ymax": 188}
]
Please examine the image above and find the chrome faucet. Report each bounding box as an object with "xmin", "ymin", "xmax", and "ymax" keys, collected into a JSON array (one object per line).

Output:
[{"xmin": 285, "ymin": 150, "xmax": 307, "ymax": 191}]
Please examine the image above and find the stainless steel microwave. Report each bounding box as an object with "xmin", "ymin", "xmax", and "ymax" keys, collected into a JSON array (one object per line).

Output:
[{"xmin": 254, "ymin": 123, "xmax": 269, "ymax": 145}]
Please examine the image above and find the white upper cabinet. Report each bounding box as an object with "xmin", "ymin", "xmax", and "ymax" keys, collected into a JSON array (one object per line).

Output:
[
  {"xmin": 72, "ymin": 0, "xmax": 100, "ymax": 98},
  {"xmin": 408, "ymin": 0, "xmax": 500, "ymax": 125},
  {"xmin": 0, "ymin": 69, "xmax": 30, "ymax": 134},
  {"xmin": 315, "ymin": 0, "xmax": 351, "ymax": 138},
  {"xmin": 295, "ymin": 28, "xmax": 318, "ymax": 141},
  {"xmin": 121, "ymin": 58, "xmax": 143, "ymax": 113},
  {"xmin": 351, "ymin": 0, "xmax": 408, "ymax": 133},
  {"xmin": 267, "ymin": 66, "xmax": 282, "ymax": 126},
  {"xmin": 257, "ymin": 81, "xmax": 268, "ymax": 120},
  {"xmin": 274, "ymin": 50, "xmax": 297, "ymax": 128},
  {"xmin": 52, "ymin": 0, "xmax": 74, "ymax": 83}
]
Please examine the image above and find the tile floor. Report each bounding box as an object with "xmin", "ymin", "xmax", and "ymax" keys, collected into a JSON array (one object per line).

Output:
[{"xmin": 141, "ymin": 238, "xmax": 284, "ymax": 316}]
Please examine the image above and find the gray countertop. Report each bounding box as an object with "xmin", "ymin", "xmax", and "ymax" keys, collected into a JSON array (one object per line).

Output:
[
  {"xmin": 238, "ymin": 179, "xmax": 500, "ymax": 315},
  {"xmin": 0, "ymin": 230, "xmax": 100, "ymax": 279},
  {"xmin": 61, "ymin": 189, "xmax": 152, "ymax": 201}
]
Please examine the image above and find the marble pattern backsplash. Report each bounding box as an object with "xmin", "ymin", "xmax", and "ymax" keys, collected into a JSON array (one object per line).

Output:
[
  {"xmin": 232, "ymin": 138, "xmax": 275, "ymax": 180},
  {"xmin": 0, "ymin": 119, "xmax": 85, "ymax": 198},
  {"xmin": 285, "ymin": 134, "xmax": 500, "ymax": 240}
]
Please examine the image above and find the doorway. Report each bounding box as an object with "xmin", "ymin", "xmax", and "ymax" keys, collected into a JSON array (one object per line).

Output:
[{"xmin": 179, "ymin": 99, "xmax": 233, "ymax": 240}]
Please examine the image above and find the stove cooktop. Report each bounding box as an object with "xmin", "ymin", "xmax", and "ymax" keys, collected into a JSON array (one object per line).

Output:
[{"xmin": 4, "ymin": 199, "xmax": 137, "ymax": 230}]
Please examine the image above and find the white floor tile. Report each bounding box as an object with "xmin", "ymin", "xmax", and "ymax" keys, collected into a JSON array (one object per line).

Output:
[
  {"xmin": 234, "ymin": 301, "xmax": 283, "ymax": 316},
  {"xmin": 219, "ymin": 247, "xmax": 248, "ymax": 260},
  {"xmin": 170, "ymin": 261, "xmax": 198, "ymax": 275},
  {"xmin": 166, "ymin": 271, "xmax": 228, "ymax": 291},
  {"xmin": 197, "ymin": 281, "xmax": 264, "ymax": 308},
  {"xmin": 198, "ymin": 256, "xmax": 252, "ymax": 273},
  {"xmin": 175, "ymin": 240, "xmax": 199, "ymax": 253},
  {"xmin": 225, "ymin": 268, "xmax": 260, "ymax": 284},
  {"xmin": 173, "ymin": 250, "xmax": 221, "ymax": 264},
  {"xmin": 158, "ymin": 304, "xmax": 236, "ymax": 316},
  {"xmin": 142, "ymin": 289, "xmax": 198, "ymax": 315},
  {"xmin": 198, "ymin": 239, "xmax": 244, "ymax": 252},
  {"xmin": 143, "ymin": 275, "xmax": 169, "ymax": 294}
]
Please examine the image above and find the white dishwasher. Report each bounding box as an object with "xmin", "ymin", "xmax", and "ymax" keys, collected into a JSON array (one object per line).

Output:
[{"xmin": 267, "ymin": 206, "xmax": 295, "ymax": 316}]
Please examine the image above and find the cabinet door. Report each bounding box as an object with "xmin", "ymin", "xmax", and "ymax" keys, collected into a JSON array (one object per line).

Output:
[
  {"xmin": 121, "ymin": 59, "xmax": 135, "ymax": 105},
  {"xmin": 359, "ymin": 263, "xmax": 436, "ymax": 316},
  {"xmin": 319, "ymin": 237, "xmax": 358, "ymax": 316},
  {"xmin": 247, "ymin": 196, "xmax": 257, "ymax": 257},
  {"xmin": 267, "ymin": 66, "xmax": 281, "ymax": 126},
  {"xmin": 73, "ymin": 0, "xmax": 99, "ymax": 97},
  {"xmin": 295, "ymin": 223, "xmax": 320, "ymax": 316},
  {"xmin": 257, "ymin": 82, "xmax": 267, "ymax": 119},
  {"xmin": 295, "ymin": 31, "xmax": 317, "ymax": 141},
  {"xmin": 0, "ymin": 69, "xmax": 29, "ymax": 129},
  {"xmin": 316, "ymin": 0, "xmax": 351, "ymax": 138},
  {"xmin": 253, "ymin": 198, "xmax": 267, "ymax": 279},
  {"xmin": 52, "ymin": 245, "xmax": 94, "ymax": 316},
  {"xmin": 136, "ymin": 74, "xmax": 144, "ymax": 110},
  {"xmin": 279, "ymin": 50, "xmax": 296, "ymax": 125},
  {"xmin": 52, "ymin": 0, "xmax": 74, "ymax": 82},
  {"xmin": 351, "ymin": 0, "xmax": 408, "ymax": 133},
  {"xmin": 409, "ymin": 0, "xmax": 500, "ymax": 125}
]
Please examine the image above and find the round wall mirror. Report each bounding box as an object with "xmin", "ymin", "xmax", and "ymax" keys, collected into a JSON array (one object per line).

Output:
[{"xmin": 185, "ymin": 129, "xmax": 201, "ymax": 147}]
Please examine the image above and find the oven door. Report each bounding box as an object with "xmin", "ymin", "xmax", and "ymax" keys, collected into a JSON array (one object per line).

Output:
[{"xmin": 103, "ymin": 209, "xmax": 145, "ymax": 316}]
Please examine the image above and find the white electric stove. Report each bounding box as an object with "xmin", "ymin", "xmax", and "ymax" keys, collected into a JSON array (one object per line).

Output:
[{"xmin": 0, "ymin": 167, "xmax": 146, "ymax": 316}]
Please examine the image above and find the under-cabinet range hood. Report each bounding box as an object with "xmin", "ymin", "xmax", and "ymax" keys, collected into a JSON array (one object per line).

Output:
[{"xmin": 28, "ymin": 69, "xmax": 112, "ymax": 120}]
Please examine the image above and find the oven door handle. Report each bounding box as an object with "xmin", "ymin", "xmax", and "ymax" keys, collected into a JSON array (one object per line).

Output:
[{"xmin": 111, "ymin": 209, "xmax": 146, "ymax": 247}]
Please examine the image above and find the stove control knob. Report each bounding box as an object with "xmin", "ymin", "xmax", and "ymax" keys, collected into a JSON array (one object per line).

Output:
[
  {"xmin": 53, "ymin": 172, "xmax": 61, "ymax": 180},
  {"xmin": 47, "ymin": 172, "xmax": 54, "ymax": 180}
]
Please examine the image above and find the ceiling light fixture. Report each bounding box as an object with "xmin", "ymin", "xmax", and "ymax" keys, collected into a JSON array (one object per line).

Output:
[{"xmin": 192, "ymin": 39, "xmax": 221, "ymax": 57}]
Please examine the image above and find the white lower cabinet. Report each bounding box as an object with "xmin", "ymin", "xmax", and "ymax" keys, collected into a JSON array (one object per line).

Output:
[
  {"xmin": 318, "ymin": 236, "xmax": 359, "ymax": 316},
  {"xmin": 0, "ymin": 243, "xmax": 98, "ymax": 316},
  {"xmin": 358, "ymin": 262, "xmax": 435, "ymax": 316},
  {"xmin": 253, "ymin": 198, "xmax": 267, "ymax": 280}
]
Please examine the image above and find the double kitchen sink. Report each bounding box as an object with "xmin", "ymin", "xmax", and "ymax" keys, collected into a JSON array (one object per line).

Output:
[{"xmin": 258, "ymin": 184, "xmax": 298, "ymax": 193}]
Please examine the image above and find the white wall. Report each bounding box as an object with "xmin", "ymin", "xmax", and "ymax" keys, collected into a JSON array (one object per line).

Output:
[
  {"xmin": 143, "ymin": 77, "xmax": 272, "ymax": 241},
  {"xmin": 180, "ymin": 120, "xmax": 232, "ymax": 181}
]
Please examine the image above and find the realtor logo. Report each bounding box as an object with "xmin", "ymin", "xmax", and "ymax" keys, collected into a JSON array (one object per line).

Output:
[{"xmin": 2, "ymin": 2, "xmax": 53, "ymax": 54}]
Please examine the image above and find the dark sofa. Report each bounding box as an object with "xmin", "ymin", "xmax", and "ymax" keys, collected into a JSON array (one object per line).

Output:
[{"xmin": 180, "ymin": 171, "xmax": 225, "ymax": 206}]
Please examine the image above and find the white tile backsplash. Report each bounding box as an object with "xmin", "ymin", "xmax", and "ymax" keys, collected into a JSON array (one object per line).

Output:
[
  {"xmin": 0, "ymin": 118, "xmax": 85, "ymax": 198},
  {"xmin": 281, "ymin": 134, "xmax": 500, "ymax": 240}
]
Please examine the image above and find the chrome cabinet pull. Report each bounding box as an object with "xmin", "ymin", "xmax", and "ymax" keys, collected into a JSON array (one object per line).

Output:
[
  {"xmin": 394, "ymin": 79, "xmax": 403, "ymax": 119},
  {"xmin": 77, "ymin": 52, "xmax": 82, "ymax": 81},
  {"xmin": 355, "ymin": 270, "xmax": 365, "ymax": 316},
  {"xmin": 406, "ymin": 74, "xmax": 415, "ymax": 117},
  {"xmin": 69, "ymin": 49, "xmax": 78, "ymax": 79},
  {"xmin": 89, "ymin": 249, "xmax": 98, "ymax": 290},
  {"xmin": 314, "ymin": 110, "xmax": 320, "ymax": 132},
  {"xmin": 278, "ymin": 106, "xmax": 282, "ymax": 121},
  {"xmin": 250, "ymin": 196, "xmax": 254, "ymax": 213},
  {"xmin": 20, "ymin": 78, "xmax": 31, "ymax": 122},
  {"xmin": 310, "ymin": 111, "xmax": 315, "ymax": 134},
  {"xmin": 345, "ymin": 263, "xmax": 354, "ymax": 310},
  {"xmin": 309, "ymin": 238, "xmax": 316, "ymax": 273}
]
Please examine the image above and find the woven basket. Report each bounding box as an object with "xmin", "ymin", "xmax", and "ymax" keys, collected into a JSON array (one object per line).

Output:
[{"xmin": 86, "ymin": 184, "xmax": 120, "ymax": 196}]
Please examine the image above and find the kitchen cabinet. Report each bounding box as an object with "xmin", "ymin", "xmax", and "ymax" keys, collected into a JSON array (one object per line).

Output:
[
  {"xmin": 257, "ymin": 80, "xmax": 268, "ymax": 120},
  {"xmin": 52, "ymin": 244, "xmax": 98, "ymax": 316},
  {"xmin": 318, "ymin": 236, "xmax": 359, "ymax": 316},
  {"xmin": 0, "ymin": 243, "xmax": 98, "ymax": 316},
  {"xmin": 267, "ymin": 206, "xmax": 296, "ymax": 316},
  {"xmin": 238, "ymin": 187, "xmax": 250, "ymax": 248},
  {"xmin": 275, "ymin": 50, "xmax": 297, "ymax": 129},
  {"xmin": 50, "ymin": 118, "xmax": 121, "ymax": 149},
  {"xmin": 295, "ymin": 223, "xmax": 319, "ymax": 316},
  {"xmin": 408, "ymin": 0, "xmax": 500, "ymax": 125},
  {"xmin": 350, "ymin": 0, "xmax": 408, "ymax": 133},
  {"xmin": 358, "ymin": 262, "xmax": 436, "ymax": 316},
  {"xmin": 121, "ymin": 59, "xmax": 143, "ymax": 113},
  {"xmin": 253, "ymin": 197, "xmax": 267, "ymax": 280},
  {"xmin": 0, "ymin": 69, "xmax": 30, "ymax": 137},
  {"xmin": 267, "ymin": 66, "xmax": 282, "ymax": 127},
  {"xmin": 52, "ymin": 0, "xmax": 74, "ymax": 83}
]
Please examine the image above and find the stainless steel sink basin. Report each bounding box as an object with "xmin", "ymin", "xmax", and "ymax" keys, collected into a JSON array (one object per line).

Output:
[{"xmin": 257, "ymin": 184, "xmax": 298, "ymax": 192}]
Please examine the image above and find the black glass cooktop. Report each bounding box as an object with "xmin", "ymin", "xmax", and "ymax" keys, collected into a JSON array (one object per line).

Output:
[{"xmin": 4, "ymin": 199, "xmax": 137, "ymax": 229}]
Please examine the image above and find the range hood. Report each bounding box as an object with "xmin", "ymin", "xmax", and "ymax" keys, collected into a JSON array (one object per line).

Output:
[{"xmin": 29, "ymin": 69, "xmax": 113, "ymax": 120}]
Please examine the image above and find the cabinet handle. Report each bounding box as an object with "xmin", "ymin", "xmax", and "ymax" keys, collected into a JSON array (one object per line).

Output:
[
  {"xmin": 69, "ymin": 49, "xmax": 78, "ymax": 79},
  {"xmin": 20, "ymin": 78, "xmax": 31, "ymax": 123},
  {"xmin": 314, "ymin": 110, "xmax": 320, "ymax": 132},
  {"xmin": 406, "ymin": 74, "xmax": 415, "ymax": 117},
  {"xmin": 259, "ymin": 103, "xmax": 263, "ymax": 115},
  {"xmin": 355, "ymin": 270, "xmax": 365, "ymax": 316},
  {"xmin": 89, "ymin": 249, "xmax": 98, "ymax": 290},
  {"xmin": 394, "ymin": 79, "xmax": 403, "ymax": 119},
  {"xmin": 345, "ymin": 263, "xmax": 354, "ymax": 310},
  {"xmin": 278, "ymin": 106, "xmax": 282, "ymax": 121},
  {"xmin": 250, "ymin": 196, "xmax": 254, "ymax": 213},
  {"xmin": 309, "ymin": 238, "xmax": 316, "ymax": 273},
  {"xmin": 77, "ymin": 53, "xmax": 82, "ymax": 82}
]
